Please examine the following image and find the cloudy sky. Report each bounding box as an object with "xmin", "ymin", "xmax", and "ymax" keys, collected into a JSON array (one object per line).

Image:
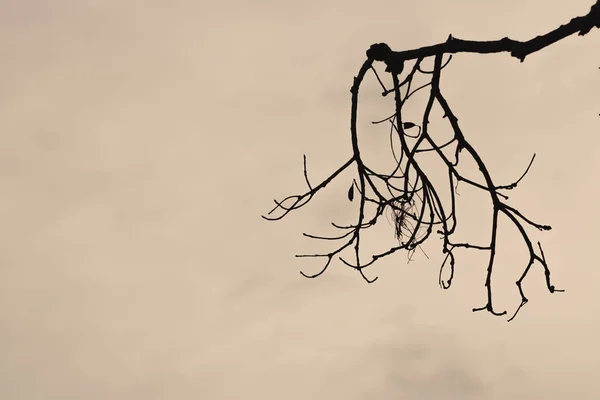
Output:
[{"xmin": 1, "ymin": 0, "xmax": 599, "ymax": 399}]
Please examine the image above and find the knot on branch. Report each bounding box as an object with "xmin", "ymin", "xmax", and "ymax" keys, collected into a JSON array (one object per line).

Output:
[
  {"xmin": 385, "ymin": 58, "xmax": 405, "ymax": 74},
  {"xmin": 367, "ymin": 43, "xmax": 404, "ymax": 74},
  {"xmin": 510, "ymin": 43, "xmax": 528, "ymax": 62},
  {"xmin": 366, "ymin": 43, "xmax": 392, "ymax": 61}
]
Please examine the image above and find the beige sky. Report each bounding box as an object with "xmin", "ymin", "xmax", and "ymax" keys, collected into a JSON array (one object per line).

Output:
[{"xmin": 1, "ymin": 0, "xmax": 599, "ymax": 399}]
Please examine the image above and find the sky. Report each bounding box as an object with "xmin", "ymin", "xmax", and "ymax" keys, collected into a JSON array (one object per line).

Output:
[{"xmin": 0, "ymin": 0, "xmax": 599, "ymax": 399}]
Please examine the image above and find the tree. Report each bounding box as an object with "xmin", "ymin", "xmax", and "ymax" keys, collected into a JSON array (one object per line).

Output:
[{"xmin": 263, "ymin": 1, "xmax": 600, "ymax": 321}]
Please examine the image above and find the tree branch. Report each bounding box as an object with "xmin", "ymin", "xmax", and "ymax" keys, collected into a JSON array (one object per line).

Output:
[
  {"xmin": 263, "ymin": 1, "xmax": 598, "ymax": 321},
  {"xmin": 367, "ymin": 1, "xmax": 600, "ymax": 67}
]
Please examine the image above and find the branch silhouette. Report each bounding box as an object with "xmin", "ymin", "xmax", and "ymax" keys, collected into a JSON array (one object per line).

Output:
[
  {"xmin": 264, "ymin": 2, "xmax": 599, "ymax": 321},
  {"xmin": 369, "ymin": 0, "xmax": 600, "ymax": 67}
]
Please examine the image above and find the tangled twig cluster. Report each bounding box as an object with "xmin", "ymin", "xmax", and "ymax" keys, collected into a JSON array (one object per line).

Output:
[{"xmin": 264, "ymin": 2, "xmax": 600, "ymax": 321}]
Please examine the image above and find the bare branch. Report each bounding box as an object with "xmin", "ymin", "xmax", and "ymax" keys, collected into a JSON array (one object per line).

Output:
[
  {"xmin": 261, "ymin": 2, "xmax": 598, "ymax": 320},
  {"xmin": 367, "ymin": 2, "xmax": 600, "ymax": 64}
]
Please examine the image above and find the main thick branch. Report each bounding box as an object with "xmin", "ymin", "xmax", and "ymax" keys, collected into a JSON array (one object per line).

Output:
[{"xmin": 367, "ymin": 0, "xmax": 600, "ymax": 68}]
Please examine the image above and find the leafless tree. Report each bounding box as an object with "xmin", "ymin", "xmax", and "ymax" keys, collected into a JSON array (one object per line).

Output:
[{"xmin": 263, "ymin": 2, "xmax": 600, "ymax": 321}]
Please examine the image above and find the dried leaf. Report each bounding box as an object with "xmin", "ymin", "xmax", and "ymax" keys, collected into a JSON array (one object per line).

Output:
[
  {"xmin": 348, "ymin": 185, "xmax": 354, "ymax": 202},
  {"xmin": 403, "ymin": 122, "xmax": 416, "ymax": 129}
]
